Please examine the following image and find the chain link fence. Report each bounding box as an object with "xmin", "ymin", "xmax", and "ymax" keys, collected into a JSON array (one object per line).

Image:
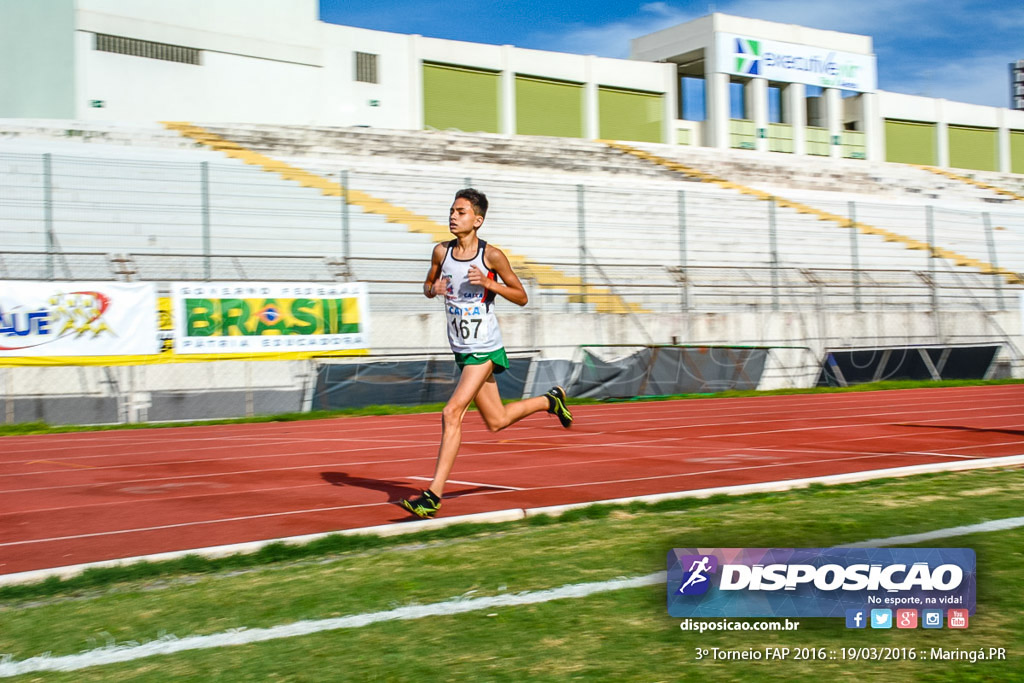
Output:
[{"xmin": 2, "ymin": 149, "xmax": 1023, "ymax": 425}]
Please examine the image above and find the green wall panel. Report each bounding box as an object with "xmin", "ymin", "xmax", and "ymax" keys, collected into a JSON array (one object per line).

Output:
[
  {"xmin": 806, "ymin": 126, "xmax": 830, "ymax": 156},
  {"xmin": 843, "ymin": 131, "xmax": 866, "ymax": 160},
  {"xmin": 948, "ymin": 126, "xmax": 998, "ymax": 172},
  {"xmin": 768, "ymin": 123, "xmax": 793, "ymax": 153},
  {"xmin": 423, "ymin": 63, "xmax": 500, "ymax": 133},
  {"xmin": 1012, "ymin": 131, "xmax": 1024, "ymax": 175},
  {"xmin": 730, "ymin": 119, "xmax": 755, "ymax": 150},
  {"xmin": 885, "ymin": 120, "xmax": 936, "ymax": 165},
  {"xmin": 598, "ymin": 87, "xmax": 663, "ymax": 143},
  {"xmin": 515, "ymin": 76, "xmax": 583, "ymax": 138}
]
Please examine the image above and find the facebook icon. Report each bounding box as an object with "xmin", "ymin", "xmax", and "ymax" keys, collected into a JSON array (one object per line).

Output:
[{"xmin": 846, "ymin": 609, "xmax": 867, "ymax": 629}]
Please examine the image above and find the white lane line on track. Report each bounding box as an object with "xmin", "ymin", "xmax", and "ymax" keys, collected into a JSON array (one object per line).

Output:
[
  {"xmin": 4, "ymin": 423, "xmax": 1014, "ymax": 496},
  {"xmin": 0, "ymin": 499, "xmax": 398, "ymax": 548},
  {"xmin": 3, "ymin": 389, "xmax": 1020, "ymax": 462},
  {"xmin": 407, "ymin": 476, "xmax": 524, "ymax": 491},
  {"xmin": 8, "ymin": 406, "xmax": 1022, "ymax": 480},
  {"xmin": 2, "ymin": 516, "xmax": 1023, "ymax": 678},
  {"xmin": 3, "ymin": 483, "xmax": 332, "ymax": 517},
  {"xmin": 7, "ymin": 449, "xmax": 1005, "ymax": 546}
]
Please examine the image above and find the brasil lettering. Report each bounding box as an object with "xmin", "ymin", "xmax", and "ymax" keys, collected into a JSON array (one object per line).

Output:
[
  {"xmin": 667, "ymin": 548, "xmax": 976, "ymax": 618},
  {"xmin": 184, "ymin": 297, "xmax": 360, "ymax": 337}
]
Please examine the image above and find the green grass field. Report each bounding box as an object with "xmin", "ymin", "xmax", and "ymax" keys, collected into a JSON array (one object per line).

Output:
[{"xmin": 1, "ymin": 466, "xmax": 1021, "ymax": 681}]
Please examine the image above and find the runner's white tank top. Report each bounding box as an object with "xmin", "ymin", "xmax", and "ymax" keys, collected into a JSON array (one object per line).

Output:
[{"xmin": 440, "ymin": 239, "xmax": 504, "ymax": 353}]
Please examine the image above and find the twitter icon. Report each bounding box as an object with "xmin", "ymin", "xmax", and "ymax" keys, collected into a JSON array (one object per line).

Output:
[{"xmin": 870, "ymin": 609, "xmax": 893, "ymax": 629}]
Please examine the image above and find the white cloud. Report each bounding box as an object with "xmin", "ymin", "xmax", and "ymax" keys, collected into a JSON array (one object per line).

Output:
[
  {"xmin": 886, "ymin": 52, "xmax": 1015, "ymax": 108},
  {"xmin": 528, "ymin": 0, "xmax": 1018, "ymax": 107},
  {"xmin": 526, "ymin": 0, "xmax": 935, "ymax": 58},
  {"xmin": 525, "ymin": 3, "xmax": 699, "ymax": 58}
]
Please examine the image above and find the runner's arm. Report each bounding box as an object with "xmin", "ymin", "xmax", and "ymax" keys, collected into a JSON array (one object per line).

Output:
[
  {"xmin": 423, "ymin": 243, "xmax": 447, "ymax": 298},
  {"xmin": 474, "ymin": 245, "xmax": 528, "ymax": 306}
]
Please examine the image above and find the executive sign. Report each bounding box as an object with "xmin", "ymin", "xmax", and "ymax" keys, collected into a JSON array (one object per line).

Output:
[{"xmin": 716, "ymin": 34, "xmax": 877, "ymax": 92}]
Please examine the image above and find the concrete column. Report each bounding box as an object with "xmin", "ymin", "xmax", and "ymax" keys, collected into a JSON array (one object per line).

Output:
[
  {"xmin": 748, "ymin": 77, "xmax": 768, "ymax": 152},
  {"xmin": 786, "ymin": 82, "xmax": 806, "ymax": 156},
  {"xmin": 935, "ymin": 99, "xmax": 949, "ymax": 168},
  {"xmin": 409, "ymin": 35, "xmax": 424, "ymax": 130},
  {"xmin": 705, "ymin": 72, "xmax": 730, "ymax": 149},
  {"xmin": 584, "ymin": 55, "xmax": 599, "ymax": 139},
  {"xmin": 824, "ymin": 88, "xmax": 842, "ymax": 159},
  {"xmin": 501, "ymin": 45, "xmax": 516, "ymax": 136},
  {"xmin": 997, "ymin": 108, "xmax": 1011, "ymax": 173},
  {"xmin": 662, "ymin": 62, "xmax": 677, "ymax": 145},
  {"xmin": 861, "ymin": 91, "xmax": 881, "ymax": 162}
]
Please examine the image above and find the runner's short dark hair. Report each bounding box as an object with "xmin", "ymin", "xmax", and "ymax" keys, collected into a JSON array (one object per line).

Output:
[{"xmin": 455, "ymin": 188, "xmax": 488, "ymax": 218}]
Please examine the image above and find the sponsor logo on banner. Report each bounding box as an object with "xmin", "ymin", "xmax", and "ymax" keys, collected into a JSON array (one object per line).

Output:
[
  {"xmin": 171, "ymin": 282, "xmax": 370, "ymax": 354},
  {"xmin": 733, "ymin": 38, "xmax": 761, "ymax": 76},
  {"xmin": 667, "ymin": 548, "xmax": 975, "ymax": 618},
  {"xmin": 0, "ymin": 281, "xmax": 158, "ymax": 357},
  {"xmin": 717, "ymin": 33, "xmax": 877, "ymax": 92}
]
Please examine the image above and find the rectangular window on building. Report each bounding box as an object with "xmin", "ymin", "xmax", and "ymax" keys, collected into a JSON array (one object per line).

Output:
[
  {"xmin": 94, "ymin": 33, "xmax": 201, "ymax": 65},
  {"xmin": 355, "ymin": 52, "xmax": 379, "ymax": 84}
]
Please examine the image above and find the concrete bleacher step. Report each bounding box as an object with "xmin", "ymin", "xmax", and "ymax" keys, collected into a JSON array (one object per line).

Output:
[
  {"xmin": 914, "ymin": 165, "xmax": 1024, "ymax": 203},
  {"xmin": 162, "ymin": 122, "xmax": 646, "ymax": 313},
  {"xmin": 603, "ymin": 141, "xmax": 1024, "ymax": 286}
]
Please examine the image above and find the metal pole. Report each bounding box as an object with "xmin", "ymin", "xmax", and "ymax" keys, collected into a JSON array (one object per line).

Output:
[
  {"xmin": 4, "ymin": 368, "xmax": 13, "ymax": 424},
  {"xmin": 678, "ymin": 189, "xmax": 689, "ymax": 310},
  {"xmin": 43, "ymin": 153, "xmax": 54, "ymax": 280},
  {"xmin": 341, "ymin": 169, "xmax": 351, "ymax": 267},
  {"xmin": 848, "ymin": 201, "xmax": 861, "ymax": 311},
  {"xmin": 926, "ymin": 205, "xmax": 937, "ymax": 313},
  {"xmin": 201, "ymin": 161, "xmax": 211, "ymax": 281},
  {"xmin": 925, "ymin": 205, "xmax": 944, "ymax": 343},
  {"xmin": 768, "ymin": 197, "xmax": 779, "ymax": 311},
  {"xmin": 982, "ymin": 212, "xmax": 1004, "ymax": 310},
  {"xmin": 577, "ymin": 184, "xmax": 587, "ymax": 309}
]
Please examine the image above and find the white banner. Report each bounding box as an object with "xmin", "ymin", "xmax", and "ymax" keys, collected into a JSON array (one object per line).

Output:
[
  {"xmin": 171, "ymin": 282, "xmax": 370, "ymax": 355},
  {"xmin": 0, "ymin": 281, "xmax": 158, "ymax": 357},
  {"xmin": 716, "ymin": 33, "xmax": 877, "ymax": 92}
]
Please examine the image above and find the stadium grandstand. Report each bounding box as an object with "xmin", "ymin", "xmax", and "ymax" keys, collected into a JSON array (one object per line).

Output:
[{"xmin": 0, "ymin": 0, "xmax": 1022, "ymax": 425}]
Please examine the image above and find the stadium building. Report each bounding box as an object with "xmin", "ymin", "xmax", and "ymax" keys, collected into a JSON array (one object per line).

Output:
[
  {"xmin": 2, "ymin": 0, "xmax": 1024, "ymax": 173},
  {"xmin": 1, "ymin": 1, "xmax": 1023, "ymax": 425}
]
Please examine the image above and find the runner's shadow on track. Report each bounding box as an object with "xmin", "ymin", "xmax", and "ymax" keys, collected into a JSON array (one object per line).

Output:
[
  {"xmin": 320, "ymin": 471, "xmax": 497, "ymax": 502},
  {"xmin": 898, "ymin": 424, "xmax": 1024, "ymax": 437}
]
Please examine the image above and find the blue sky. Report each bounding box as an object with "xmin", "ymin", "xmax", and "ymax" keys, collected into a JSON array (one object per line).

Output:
[{"xmin": 319, "ymin": 0, "xmax": 1023, "ymax": 110}]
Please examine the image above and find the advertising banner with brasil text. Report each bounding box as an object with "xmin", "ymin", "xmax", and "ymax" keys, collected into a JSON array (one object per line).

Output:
[{"xmin": 172, "ymin": 282, "xmax": 369, "ymax": 355}]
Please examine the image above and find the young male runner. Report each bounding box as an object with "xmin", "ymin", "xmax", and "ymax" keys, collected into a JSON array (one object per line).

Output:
[{"xmin": 400, "ymin": 188, "xmax": 573, "ymax": 519}]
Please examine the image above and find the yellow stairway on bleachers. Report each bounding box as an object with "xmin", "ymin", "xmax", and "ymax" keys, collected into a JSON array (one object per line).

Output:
[
  {"xmin": 161, "ymin": 122, "xmax": 645, "ymax": 313},
  {"xmin": 914, "ymin": 165, "xmax": 1024, "ymax": 203},
  {"xmin": 602, "ymin": 141, "xmax": 1023, "ymax": 285}
]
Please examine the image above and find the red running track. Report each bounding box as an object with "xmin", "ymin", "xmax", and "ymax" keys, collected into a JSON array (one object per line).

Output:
[{"xmin": 2, "ymin": 385, "xmax": 1023, "ymax": 576}]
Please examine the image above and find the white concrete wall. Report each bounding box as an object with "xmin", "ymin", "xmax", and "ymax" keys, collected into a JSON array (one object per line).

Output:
[
  {"xmin": 63, "ymin": 3, "xmax": 674, "ymax": 135},
  {"xmin": 74, "ymin": 31, "xmax": 322, "ymax": 123},
  {"xmin": 76, "ymin": 0, "xmax": 320, "ymax": 53},
  {"xmin": 319, "ymin": 24, "xmax": 415, "ymax": 129},
  {"xmin": 0, "ymin": 0, "xmax": 77, "ymax": 118}
]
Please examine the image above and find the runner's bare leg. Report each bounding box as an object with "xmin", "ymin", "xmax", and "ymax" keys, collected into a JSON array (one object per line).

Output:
[
  {"xmin": 472, "ymin": 375, "xmax": 548, "ymax": 432},
  {"xmin": 428, "ymin": 362, "xmax": 495, "ymax": 497}
]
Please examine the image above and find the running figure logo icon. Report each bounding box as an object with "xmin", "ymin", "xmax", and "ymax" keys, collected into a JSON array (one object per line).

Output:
[{"xmin": 677, "ymin": 554, "xmax": 718, "ymax": 595}]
